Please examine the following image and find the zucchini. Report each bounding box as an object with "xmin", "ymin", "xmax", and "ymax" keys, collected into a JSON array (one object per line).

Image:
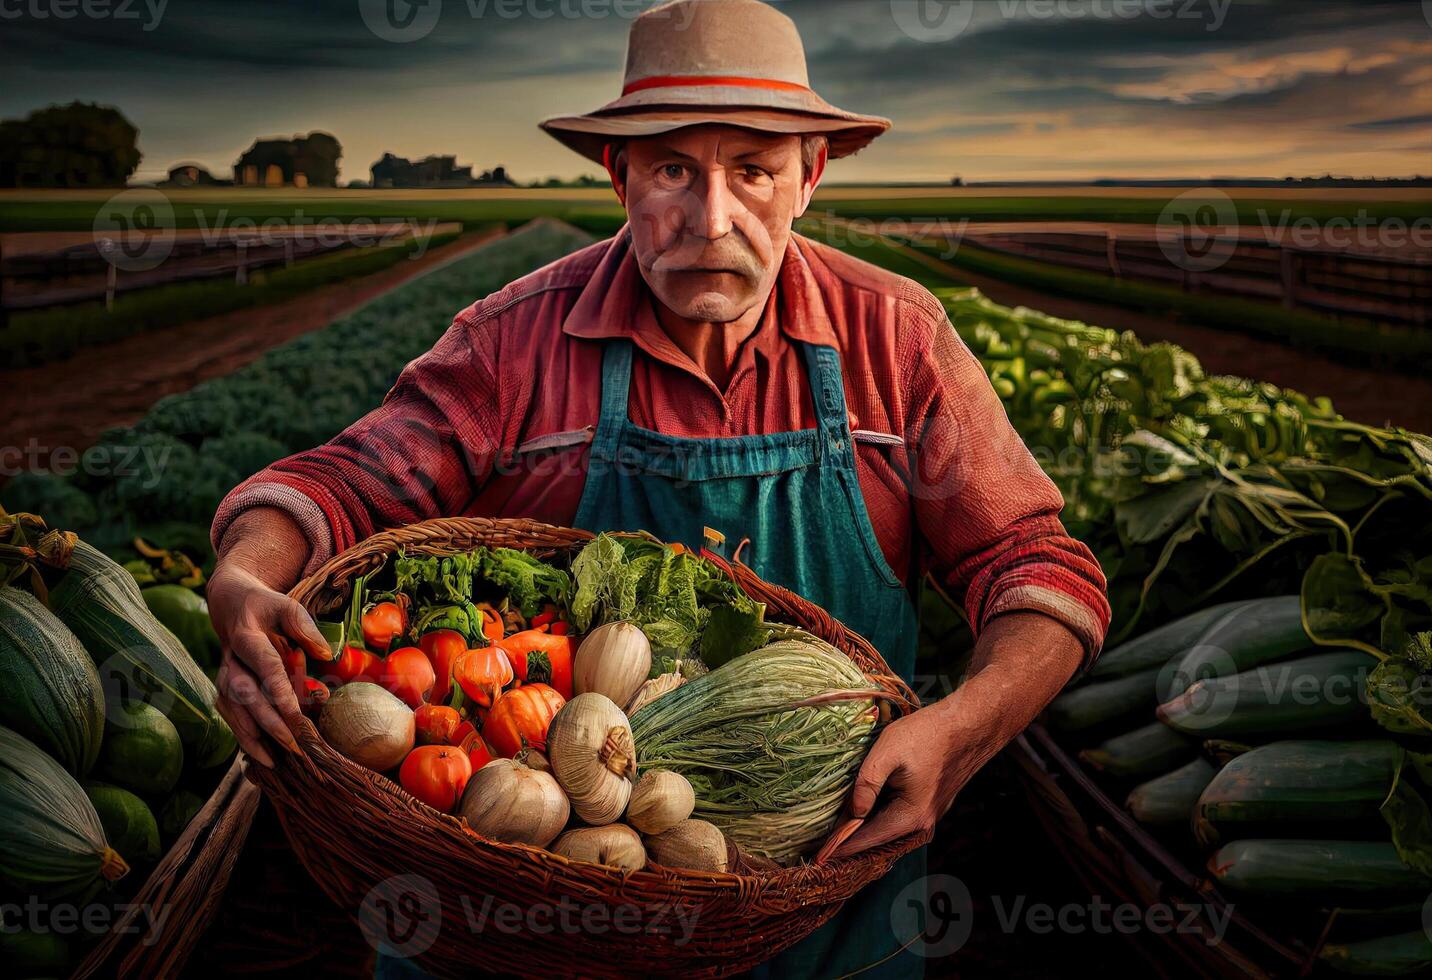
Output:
[
  {"xmin": 0, "ymin": 725, "xmax": 128, "ymax": 897},
  {"xmin": 1193, "ymin": 740, "xmax": 1401, "ymax": 848},
  {"xmin": 1321, "ymin": 930, "xmax": 1432, "ymax": 976},
  {"xmin": 1046, "ymin": 665, "xmax": 1160, "ymax": 733},
  {"xmin": 1156, "ymin": 595, "xmax": 1310, "ymax": 702},
  {"xmin": 0, "ymin": 586, "xmax": 105, "ymax": 776},
  {"xmin": 1089, "ymin": 600, "xmax": 1251, "ymax": 680},
  {"xmin": 1126, "ymin": 757, "xmax": 1218, "ymax": 827},
  {"xmin": 1080, "ymin": 721, "xmax": 1197, "ymax": 779},
  {"xmin": 1208, "ymin": 840, "xmax": 1432, "ymax": 901},
  {"xmin": 49, "ymin": 541, "xmax": 235, "ymax": 768},
  {"xmin": 1157, "ymin": 650, "xmax": 1377, "ymax": 739}
]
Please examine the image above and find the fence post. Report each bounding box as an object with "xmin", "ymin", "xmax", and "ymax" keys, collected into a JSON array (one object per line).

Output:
[
  {"xmin": 1106, "ymin": 231, "xmax": 1120, "ymax": 278},
  {"xmin": 236, "ymin": 242, "xmax": 248, "ymax": 285}
]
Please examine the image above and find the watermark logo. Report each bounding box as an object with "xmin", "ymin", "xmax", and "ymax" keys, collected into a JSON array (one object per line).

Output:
[
  {"xmin": 890, "ymin": 1, "xmax": 976, "ymax": 43},
  {"xmin": 93, "ymin": 189, "xmax": 175, "ymax": 272},
  {"xmin": 359, "ymin": 874, "xmax": 443, "ymax": 959},
  {"xmin": 1157, "ymin": 188, "xmax": 1238, "ymax": 273},
  {"xmin": 0, "ymin": 0, "xmax": 169, "ymax": 31},
  {"xmin": 891, "ymin": 873, "xmax": 974, "ymax": 958},
  {"xmin": 1423, "ymin": 0, "xmax": 1431, "ymax": 30},
  {"xmin": 359, "ymin": 0, "xmax": 442, "ymax": 42}
]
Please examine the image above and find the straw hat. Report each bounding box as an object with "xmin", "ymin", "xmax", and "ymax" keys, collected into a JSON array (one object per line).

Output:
[{"xmin": 539, "ymin": 0, "xmax": 891, "ymax": 163}]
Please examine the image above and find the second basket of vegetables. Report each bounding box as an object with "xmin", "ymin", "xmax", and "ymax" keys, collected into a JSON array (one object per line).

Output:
[{"xmin": 246, "ymin": 516, "xmax": 921, "ymax": 978}]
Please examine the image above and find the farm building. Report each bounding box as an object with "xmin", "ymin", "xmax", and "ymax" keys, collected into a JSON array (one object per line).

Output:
[
  {"xmin": 160, "ymin": 163, "xmax": 227, "ymax": 187},
  {"xmin": 370, "ymin": 152, "xmax": 516, "ymax": 188},
  {"xmin": 233, "ymin": 132, "xmax": 341, "ymax": 187}
]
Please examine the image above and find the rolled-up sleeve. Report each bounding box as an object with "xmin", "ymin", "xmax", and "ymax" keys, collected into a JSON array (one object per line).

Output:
[
  {"xmin": 211, "ymin": 308, "xmax": 502, "ymax": 576},
  {"xmin": 905, "ymin": 302, "xmax": 1111, "ymax": 665}
]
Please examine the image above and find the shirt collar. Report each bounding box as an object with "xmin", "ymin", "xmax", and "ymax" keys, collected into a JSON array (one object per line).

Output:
[{"xmin": 561, "ymin": 223, "xmax": 839, "ymax": 350}]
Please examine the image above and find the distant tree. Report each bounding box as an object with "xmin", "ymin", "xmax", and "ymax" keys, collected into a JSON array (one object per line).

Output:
[
  {"xmin": 0, "ymin": 101, "xmax": 140, "ymax": 187},
  {"xmin": 950, "ymin": 176, "xmax": 963, "ymax": 186},
  {"xmin": 293, "ymin": 131, "xmax": 342, "ymax": 186}
]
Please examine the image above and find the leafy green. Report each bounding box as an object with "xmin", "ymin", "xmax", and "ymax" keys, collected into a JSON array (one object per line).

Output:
[
  {"xmin": 475, "ymin": 547, "xmax": 569, "ymax": 618},
  {"xmin": 570, "ymin": 534, "xmax": 638, "ymax": 631},
  {"xmin": 1381, "ymin": 764, "xmax": 1432, "ymax": 877}
]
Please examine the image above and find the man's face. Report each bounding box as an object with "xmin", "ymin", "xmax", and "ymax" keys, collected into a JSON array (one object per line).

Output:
[{"xmin": 618, "ymin": 125, "xmax": 824, "ymax": 324}]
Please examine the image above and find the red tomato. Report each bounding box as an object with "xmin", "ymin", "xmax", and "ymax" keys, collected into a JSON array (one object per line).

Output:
[
  {"xmin": 462, "ymin": 732, "xmax": 495, "ymax": 772},
  {"xmin": 380, "ymin": 647, "xmax": 436, "ymax": 709},
  {"xmin": 419, "ymin": 629, "xmax": 468, "ymax": 706},
  {"xmin": 482, "ymin": 683, "xmax": 565, "ymax": 758},
  {"xmin": 362, "ymin": 601, "xmax": 408, "ymax": 653},
  {"xmin": 331, "ymin": 645, "xmax": 382, "ymax": 686},
  {"xmin": 415, "ymin": 704, "xmax": 462, "ymax": 745},
  {"xmin": 496, "ymin": 630, "xmax": 575, "ymax": 700},
  {"xmin": 398, "ymin": 745, "xmax": 472, "ymax": 813}
]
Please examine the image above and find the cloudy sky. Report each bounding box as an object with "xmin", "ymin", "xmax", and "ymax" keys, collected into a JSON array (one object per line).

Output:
[{"xmin": 2, "ymin": 0, "xmax": 1429, "ymax": 184}]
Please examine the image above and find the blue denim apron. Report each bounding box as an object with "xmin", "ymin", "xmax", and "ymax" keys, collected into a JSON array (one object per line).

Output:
[{"xmin": 379, "ymin": 336, "xmax": 926, "ymax": 979}]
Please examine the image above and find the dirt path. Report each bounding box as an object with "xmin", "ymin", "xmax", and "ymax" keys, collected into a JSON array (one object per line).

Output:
[
  {"xmin": 887, "ymin": 239, "xmax": 1432, "ymax": 433},
  {"xmin": 0, "ymin": 226, "xmax": 506, "ymax": 469}
]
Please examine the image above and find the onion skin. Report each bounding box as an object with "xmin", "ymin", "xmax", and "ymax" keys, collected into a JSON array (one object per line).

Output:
[
  {"xmin": 551, "ymin": 825, "xmax": 646, "ymax": 871},
  {"xmin": 547, "ymin": 693, "xmax": 634, "ymax": 825},
  {"xmin": 319, "ymin": 682, "xmax": 414, "ymax": 772},
  {"xmin": 459, "ymin": 759, "xmax": 569, "ymax": 848},
  {"xmin": 626, "ymin": 770, "xmax": 695, "ymax": 835},
  {"xmin": 574, "ymin": 623, "xmax": 651, "ymax": 710},
  {"xmin": 644, "ymin": 819, "xmax": 729, "ymax": 873}
]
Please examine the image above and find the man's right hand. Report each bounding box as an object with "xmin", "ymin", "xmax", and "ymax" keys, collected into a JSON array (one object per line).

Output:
[{"xmin": 207, "ymin": 507, "xmax": 332, "ymax": 767}]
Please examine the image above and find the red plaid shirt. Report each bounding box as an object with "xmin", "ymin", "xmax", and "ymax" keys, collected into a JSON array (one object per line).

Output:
[{"xmin": 213, "ymin": 227, "xmax": 1110, "ymax": 660}]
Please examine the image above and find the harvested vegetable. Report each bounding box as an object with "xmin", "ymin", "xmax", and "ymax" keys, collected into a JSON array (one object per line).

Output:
[
  {"xmin": 415, "ymin": 704, "xmax": 463, "ymax": 745},
  {"xmin": 1155, "ymin": 595, "xmax": 1311, "ymax": 702},
  {"xmin": 626, "ymin": 770, "xmax": 695, "ymax": 835},
  {"xmin": 499, "ymin": 629, "xmax": 575, "ymax": 700},
  {"xmin": 631, "ymin": 631, "xmax": 881, "ymax": 864},
  {"xmin": 158, "ymin": 789, "xmax": 205, "ymax": 840},
  {"xmin": 644, "ymin": 818, "xmax": 728, "ymax": 873},
  {"xmin": 574, "ymin": 622, "xmax": 651, "ymax": 709},
  {"xmin": 1125, "ymin": 758, "xmax": 1218, "ymax": 827},
  {"xmin": 453, "ymin": 646, "xmax": 514, "ymax": 709},
  {"xmin": 419, "ymin": 628, "xmax": 468, "ymax": 705},
  {"xmin": 84, "ymin": 782, "xmax": 161, "ymax": 866},
  {"xmin": 459, "ymin": 758, "xmax": 568, "ymax": 848},
  {"xmin": 399, "ymin": 745, "xmax": 473, "ymax": 813},
  {"xmin": 483, "ymin": 683, "xmax": 564, "ymax": 759},
  {"xmin": 551, "ymin": 825, "xmax": 646, "ymax": 871},
  {"xmin": 0, "ymin": 586, "xmax": 105, "ymax": 776},
  {"xmin": 1320, "ymin": 929, "xmax": 1432, "ymax": 976},
  {"xmin": 379, "ymin": 646, "xmax": 436, "ymax": 709},
  {"xmin": 1088, "ymin": 600, "xmax": 1251, "ymax": 680},
  {"xmin": 625, "ymin": 671, "xmax": 684, "ymax": 716},
  {"xmin": 97, "ymin": 700, "xmax": 184, "ymax": 797},
  {"xmin": 319, "ymin": 682, "xmax": 414, "ymax": 772},
  {"xmin": 362, "ymin": 597, "xmax": 408, "ymax": 653},
  {"xmin": 1208, "ymin": 840, "xmax": 1432, "ymax": 900},
  {"xmin": 141, "ymin": 584, "xmax": 222, "ymax": 668},
  {"xmin": 1079, "ymin": 721, "xmax": 1196, "ymax": 779},
  {"xmin": 0, "ymin": 725, "xmax": 129, "ymax": 897},
  {"xmin": 1046, "ymin": 667, "xmax": 1160, "ymax": 733},
  {"xmin": 547, "ymin": 693, "xmax": 636, "ymax": 826}
]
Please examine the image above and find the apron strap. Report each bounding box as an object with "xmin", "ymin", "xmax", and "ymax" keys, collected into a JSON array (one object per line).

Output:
[
  {"xmin": 590, "ymin": 338, "xmax": 635, "ymax": 459},
  {"xmin": 798, "ymin": 340, "xmax": 857, "ymax": 468}
]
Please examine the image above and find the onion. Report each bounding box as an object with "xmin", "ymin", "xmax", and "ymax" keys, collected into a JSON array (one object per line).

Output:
[
  {"xmin": 626, "ymin": 770, "xmax": 694, "ymax": 835},
  {"xmin": 318, "ymin": 682, "xmax": 414, "ymax": 772},
  {"xmin": 546, "ymin": 693, "xmax": 635, "ymax": 825},
  {"xmin": 551, "ymin": 825, "xmax": 646, "ymax": 871},
  {"xmin": 644, "ymin": 819, "xmax": 728, "ymax": 873},
  {"xmin": 574, "ymin": 622, "xmax": 651, "ymax": 709},
  {"xmin": 459, "ymin": 758, "xmax": 569, "ymax": 848}
]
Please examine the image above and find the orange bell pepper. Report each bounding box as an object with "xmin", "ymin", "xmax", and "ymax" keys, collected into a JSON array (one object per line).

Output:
[
  {"xmin": 483, "ymin": 683, "xmax": 565, "ymax": 758},
  {"xmin": 496, "ymin": 629, "xmax": 575, "ymax": 700},
  {"xmin": 453, "ymin": 646, "xmax": 514, "ymax": 710}
]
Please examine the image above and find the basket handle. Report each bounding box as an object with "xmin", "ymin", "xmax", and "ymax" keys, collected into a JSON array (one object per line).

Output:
[{"xmin": 813, "ymin": 817, "xmax": 864, "ymax": 866}]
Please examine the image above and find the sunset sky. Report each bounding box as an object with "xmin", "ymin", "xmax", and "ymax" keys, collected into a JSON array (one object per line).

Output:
[{"xmin": 2, "ymin": 0, "xmax": 1429, "ymax": 185}]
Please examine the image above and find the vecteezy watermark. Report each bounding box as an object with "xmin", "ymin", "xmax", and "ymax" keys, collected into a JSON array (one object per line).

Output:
[
  {"xmin": 1, "ymin": 439, "xmax": 173, "ymax": 487},
  {"xmin": 1423, "ymin": 0, "xmax": 1432, "ymax": 31},
  {"xmin": 1255, "ymin": 209, "xmax": 1432, "ymax": 253},
  {"xmin": 803, "ymin": 211, "xmax": 969, "ymax": 260},
  {"xmin": 890, "ymin": 0, "xmax": 1232, "ymax": 43},
  {"xmin": 460, "ymin": 894, "xmax": 702, "ymax": 943},
  {"xmin": 359, "ymin": 0, "xmax": 695, "ymax": 43},
  {"xmin": 360, "ymin": 874, "xmax": 444, "ymax": 959},
  {"xmin": 1156, "ymin": 187, "xmax": 1239, "ymax": 273},
  {"xmin": 0, "ymin": 0, "xmax": 168, "ymax": 31},
  {"xmin": 1, "ymin": 896, "xmax": 172, "ymax": 944},
  {"xmin": 92, "ymin": 190, "xmax": 445, "ymax": 273},
  {"xmin": 892, "ymin": 875, "xmax": 1235, "ymax": 957}
]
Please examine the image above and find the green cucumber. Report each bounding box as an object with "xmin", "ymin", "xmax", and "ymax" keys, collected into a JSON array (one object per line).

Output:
[
  {"xmin": 1157, "ymin": 650, "xmax": 1377, "ymax": 739},
  {"xmin": 1156, "ymin": 595, "xmax": 1311, "ymax": 702},
  {"xmin": 1193, "ymin": 740, "xmax": 1402, "ymax": 848},
  {"xmin": 1321, "ymin": 930, "xmax": 1432, "ymax": 976},
  {"xmin": 1089, "ymin": 600, "xmax": 1251, "ymax": 680},
  {"xmin": 1080, "ymin": 722, "xmax": 1197, "ymax": 779},
  {"xmin": 1208, "ymin": 840, "xmax": 1432, "ymax": 900},
  {"xmin": 0, "ymin": 587, "xmax": 105, "ymax": 776},
  {"xmin": 84, "ymin": 782, "xmax": 161, "ymax": 867},
  {"xmin": 1046, "ymin": 665, "xmax": 1160, "ymax": 733},
  {"xmin": 1126, "ymin": 757, "xmax": 1218, "ymax": 827}
]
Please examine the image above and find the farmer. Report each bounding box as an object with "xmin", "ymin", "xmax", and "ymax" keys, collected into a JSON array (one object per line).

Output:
[{"xmin": 207, "ymin": 0, "xmax": 1110, "ymax": 975}]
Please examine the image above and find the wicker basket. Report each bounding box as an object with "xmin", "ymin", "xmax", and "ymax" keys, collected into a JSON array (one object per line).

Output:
[{"xmin": 247, "ymin": 517, "xmax": 925, "ymax": 979}]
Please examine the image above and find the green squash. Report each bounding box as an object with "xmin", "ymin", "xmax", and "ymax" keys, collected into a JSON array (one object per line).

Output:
[
  {"xmin": 97, "ymin": 701, "xmax": 183, "ymax": 797},
  {"xmin": 48, "ymin": 542, "xmax": 235, "ymax": 769},
  {"xmin": 158, "ymin": 788, "xmax": 206, "ymax": 841},
  {"xmin": 141, "ymin": 584, "xmax": 222, "ymax": 668},
  {"xmin": 84, "ymin": 782, "xmax": 162, "ymax": 867},
  {"xmin": 0, "ymin": 587, "xmax": 105, "ymax": 776},
  {"xmin": 0, "ymin": 726, "xmax": 129, "ymax": 898}
]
